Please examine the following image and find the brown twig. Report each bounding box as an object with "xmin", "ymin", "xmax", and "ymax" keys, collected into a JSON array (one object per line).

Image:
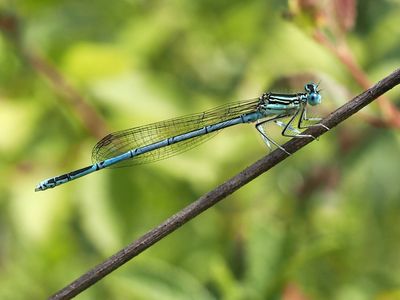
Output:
[
  {"xmin": 49, "ymin": 68, "xmax": 400, "ymax": 299},
  {"xmin": 24, "ymin": 50, "xmax": 108, "ymax": 139},
  {"xmin": 284, "ymin": 1, "xmax": 400, "ymax": 128},
  {"xmin": 0, "ymin": 12, "xmax": 108, "ymax": 139},
  {"xmin": 313, "ymin": 31, "xmax": 400, "ymax": 128}
]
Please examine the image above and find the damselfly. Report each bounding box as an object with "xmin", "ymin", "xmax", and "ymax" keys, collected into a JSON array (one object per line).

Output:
[{"xmin": 35, "ymin": 83, "xmax": 329, "ymax": 192}]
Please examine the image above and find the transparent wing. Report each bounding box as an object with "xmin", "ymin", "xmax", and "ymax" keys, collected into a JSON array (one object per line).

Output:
[{"xmin": 92, "ymin": 98, "xmax": 260, "ymax": 168}]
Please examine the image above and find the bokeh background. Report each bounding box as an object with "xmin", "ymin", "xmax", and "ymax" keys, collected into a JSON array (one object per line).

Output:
[{"xmin": 1, "ymin": 0, "xmax": 400, "ymax": 299}]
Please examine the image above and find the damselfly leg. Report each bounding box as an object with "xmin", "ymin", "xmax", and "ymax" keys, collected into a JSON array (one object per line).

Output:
[
  {"xmin": 256, "ymin": 115, "xmax": 291, "ymax": 155},
  {"xmin": 281, "ymin": 108, "xmax": 317, "ymax": 139},
  {"xmin": 256, "ymin": 104, "xmax": 328, "ymax": 155},
  {"xmin": 298, "ymin": 106, "xmax": 330, "ymax": 131}
]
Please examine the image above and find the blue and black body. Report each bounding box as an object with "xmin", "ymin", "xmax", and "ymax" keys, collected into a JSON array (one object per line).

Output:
[{"xmin": 35, "ymin": 83, "xmax": 328, "ymax": 192}]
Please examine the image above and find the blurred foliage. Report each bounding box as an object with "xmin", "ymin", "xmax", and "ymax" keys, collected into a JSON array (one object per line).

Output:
[{"xmin": 1, "ymin": 0, "xmax": 400, "ymax": 299}]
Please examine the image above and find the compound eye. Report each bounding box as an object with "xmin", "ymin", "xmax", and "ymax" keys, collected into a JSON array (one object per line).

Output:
[{"xmin": 308, "ymin": 93, "xmax": 321, "ymax": 106}]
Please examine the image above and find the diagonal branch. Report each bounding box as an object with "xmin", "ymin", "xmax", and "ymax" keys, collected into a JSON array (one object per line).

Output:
[
  {"xmin": 49, "ymin": 68, "xmax": 400, "ymax": 300},
  {"xmin": 0, "ymin": 12, "xmax": 108, "ymax": 139},
  {"xmin": 24, "ymin": 51, "xmax": 108, "ymax": 139},
  {"xmin": 313, "ymin": 31, "xmax": 400, "ymax": 128}
]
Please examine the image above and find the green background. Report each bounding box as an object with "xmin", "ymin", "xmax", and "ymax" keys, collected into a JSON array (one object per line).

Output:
[{"xmin": 1, "ymin": 0, "xmax": 400, "ymax": 299}]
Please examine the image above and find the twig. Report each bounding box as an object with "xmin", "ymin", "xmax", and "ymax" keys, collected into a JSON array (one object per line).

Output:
[
  {"xmin": 24, "ymin": 51, "xmax": 108, "ymax": 139},
  {"xmin": 0, "ymin": 12, "xmax": 108, "ymax": 139},
  {"xmin": 313, "ymin": 31, "xmax": 400, "ymax": 128},
  {"xmin": 49, "ymin": 68, "xmax": 400, "ymax": 300}
]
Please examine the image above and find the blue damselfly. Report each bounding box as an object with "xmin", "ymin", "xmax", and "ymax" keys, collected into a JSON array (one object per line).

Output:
[{"xmin": 35, "ymin": 83, "xmax": 328, "ymax": 191}]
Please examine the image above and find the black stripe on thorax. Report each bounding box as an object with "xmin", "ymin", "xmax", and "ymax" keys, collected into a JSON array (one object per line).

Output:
[{"xmin": 268, "ymin": 93, "xmax": 305, "ymax": 105}]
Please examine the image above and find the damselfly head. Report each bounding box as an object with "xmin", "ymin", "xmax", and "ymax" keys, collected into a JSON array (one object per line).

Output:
[{"xmin": 305, "ymin": 82, "xmax": 321, "ymax": 106}]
